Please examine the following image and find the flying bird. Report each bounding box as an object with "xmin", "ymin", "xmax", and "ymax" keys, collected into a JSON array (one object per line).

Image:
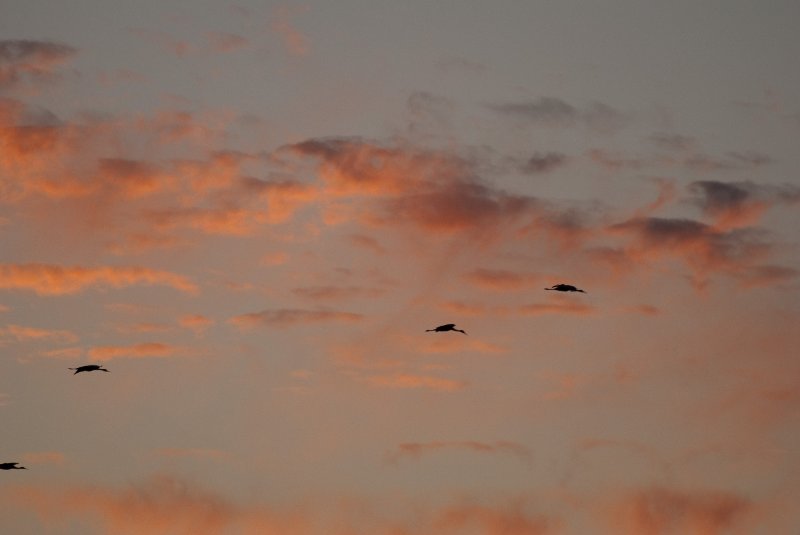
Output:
[
  {"xmin": 545, "ymin": 283, "xmax": 586, "ymax": 293},
  {"xmin": 0, "ymin": 462, "xmax": 26, "ymax": 470},
  {"xmin": 69, "ymin": 364, "xmax": 110, "ymax": 374},
  {"xmin": 426, "ymin": 323, "xmax": 467, "ymax": 335}
]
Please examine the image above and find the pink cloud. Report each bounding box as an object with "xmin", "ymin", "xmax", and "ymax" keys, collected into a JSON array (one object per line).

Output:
[
  {"xmin": 88, "ymin": 342, "xmax": 183, "ymax": 362},
  {"xmin": 271, "ymin": 6, "xmax": 311, "ymax": 57},
  {"xmin": 464, "ymin": 268, "xmax": 544, "ymax": 291},
  {"xmin": 361, "ymin": 373, "xmax": 467, "ymax": 392}
]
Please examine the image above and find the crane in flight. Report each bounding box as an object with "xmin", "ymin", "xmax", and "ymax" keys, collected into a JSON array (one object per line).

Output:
[
  {"xmin": 544, "ymin": 283, "xmax": 586, "ymax": 293},
  {"xmin": 69, "ymin": 364, "xmax": 110, "ymax": 375},
  {"xmin": 426, "ymin": 323, "xmax": 467, "ymax": 335},
  {"xmin": 0, "ymin": 462, "xmax": 26, "ymax": 470}
]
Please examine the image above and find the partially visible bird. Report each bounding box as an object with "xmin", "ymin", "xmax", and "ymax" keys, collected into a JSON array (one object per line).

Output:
[
  {"xmin": 69, "ymin": 364, "xmax": 110, "ymax": 375},
  {"xmin": 426, "ymin": 323, "xmax": 467, "ymax": 335},
  {"xmin": 0, "ymin": 462, "xmax": 26, "ymax": 470},
  {"xmin": 545, "ymin": 283, "xmax": 586, "ymax": 293}
]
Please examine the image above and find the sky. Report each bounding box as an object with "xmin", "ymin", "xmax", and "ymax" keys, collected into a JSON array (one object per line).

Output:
[{"xmin": 0, "ymin": 1, "xmax": 799, "ymax": 533}]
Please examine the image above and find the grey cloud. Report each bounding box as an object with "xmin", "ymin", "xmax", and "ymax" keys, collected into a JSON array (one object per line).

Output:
[
  {"xmin": 519, "ymin": 152, "xmax": 568, "ymax": 174},
  {"xmin": 0, "ymin": 40, "xmax": 77, "ymax": 87},
  {"xmin": 488, "ymin": 97, "xmax": 628, "ymax": 132}
]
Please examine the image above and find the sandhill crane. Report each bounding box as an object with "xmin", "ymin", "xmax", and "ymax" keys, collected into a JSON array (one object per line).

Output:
[
  {"xmin": 545, "ymin": 283, "xmax": 586, "ymax": 293},
  {"xmin": 0, "ymin": 462, "xmax": 26, "ymax": 470},
  {"xmin": 69, "ymin": 364, "xmax": 110, "ymax": 375},
  {"xmin": 426, "ymin": 323, "xmax": 467, "ymax": 335}
]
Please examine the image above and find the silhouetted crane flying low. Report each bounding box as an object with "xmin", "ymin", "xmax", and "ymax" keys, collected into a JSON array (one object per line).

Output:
[
  {"xmin": 426, "ymin": 323, "xmax": 467, "ymax": 335},
  {"xmin": 0, "ymin": 462, "xmax": 26, "ymax": 470},
  {"xmin": 545, "ymin": 283, "xmax": 586, "ymax": 293},
  {"xmin": 69, "ymin": 364, "xmax": 110, "ymax": 374}
]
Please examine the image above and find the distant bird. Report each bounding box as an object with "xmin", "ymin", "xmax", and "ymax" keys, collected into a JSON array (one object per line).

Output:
[
  {"xmin": 545, "ymin": 283, "xmax": 586, "ymax": 293},
  {"xmin": 69, "ymin": 364, "xmax": 110, "ymax": 375},
  {"xmin": 426, "ymin": 323, "xmax": 467, "ymax": 335},
  {"xmin": 0, "ymin": 462, "xmax": 26, "ymax": 470}
]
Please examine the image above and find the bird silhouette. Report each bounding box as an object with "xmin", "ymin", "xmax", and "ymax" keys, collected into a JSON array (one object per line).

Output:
[
  {"xmin": 0, "ymin": 462, "xmax": 26, "ymax": 470},
  {"xmin": 69, "ymin": 364, "xmax": 110, "ymax": 374},
  {"xmin": 426, "ymin": 323, "xmax": 467, "ymax": 335},
  {"xmin": 544, "ymin": 283, "xmax": 586, "ymax": 293}
]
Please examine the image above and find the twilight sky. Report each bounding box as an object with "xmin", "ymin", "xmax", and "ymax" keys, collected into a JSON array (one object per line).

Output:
[{"xmin": 1, "ymin": 1, "xmax": 799, "ymax": 533}]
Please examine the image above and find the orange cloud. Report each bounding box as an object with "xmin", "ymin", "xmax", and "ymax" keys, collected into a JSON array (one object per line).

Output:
[
  {"xmin": 0, "ymin": 324, "xmax": 78, "ymax": 343},
  {"xmin": 606, "ymin": 487, "xmax": 753, "ymax": 535},
  {"xmin": 115, "ymin": 322, "xmax": 174, "ymax": 334},
  {"xmin": 88, "ymin": 342, "xmax": 183, "ymax": 362},
  {"xmin": 20, "ymin": 451, "xmax": 65, "ymax": 466},
  {"xmin": 229, "ymin": 308, "xmax": 363, "ymax": 328},
  {"xmin": 435, "ymin": 502, "xmax": 557, "ymax": 535},
  {"xmin": 179, "ymin": 314, "xmax": 214, "ymax": 335},
  {"xmin": 386, "ymin": 441, "xmax": 531, "ymax": 464},
  {"xmin": 0, "ymin": 263, "xmax": 197, "ymax": 295},
  {"xmin": 5, "ymin": 475, "xmax": 308, "ymax": 535}
]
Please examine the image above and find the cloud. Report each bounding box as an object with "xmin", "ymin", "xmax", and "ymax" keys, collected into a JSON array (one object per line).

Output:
[
  {"xmin": 0, "ymin": 39, "xmax": 76, "ymax": 88},
  {"xmin": 688, "ymin": 180, "xmax": 800, "ymax": 229},
  {"xmin": 518, "ymin": 301, "xmax": 595, "ymax": 317},
  {"xmin": 179, "ymin": 314, "xmax": 214, "ymax": 335},
  {"xmin": 361, "ymin": 373, "xmax": 467, "ymax": 392},
  {"xmin": 5, "ymin": 475, "xmax": 307, "ymax": 535},
  {"xmin": 518, "ymin": 152, "xmax": 568, "ymax": 174},
  {"xmin": 648, "ymin": 133, "xmax": 697, "ymax": 152},
  {"xmin": 292, "ymin": 285, "xmax": 384, "ymax": 301},
  {"xmin": 607, "ymin": 216, "xmax": 793, "ymax": 288},
  {"xmin": 488, "ymin": 97, "xmax": 578, "ymax": 127},
  {"xmin": 488, "ymin": 97, "xmax": 628, "ymax": 132},
  {"xmin": 0, "ymin": 324, "xmax": 78, "ymax": 344},
  {"xmin": 88, "ymin": 342, "xmax": 183, "ymax": 362},
  {"xmin": 434, "ymin": 502, "xmax": 556, "ymax": 535},
  {"xmin": 464, "ymin": 268, "xmax": 543, "ymax": 291},
  {"xmin": 0, "ymin": 263, "xmax": 197, "ymax": 295},
  {"xmin": 348, "ymin": 234, "xmax": 385, "ymax": 255},
  {"xmin": 206, "ymin": 32, "xmax": 249, "ymax": 53},
  {"xmin": 386, "ymin": 441, "xmax": 531, "ymax": 464},
  {"xmin": 115, "ymin": 322, "xmax": 174, "ymax": 334},
  {"xmin": 607, "ymin": 487, "xmax": 753, "ymax": 535},
  {"xmin": 284, "ymin": 136, "xmax": 599, "ymax": 246},
  {"xmin": 229, "ymin": 308, "xmax": 364, "ymax": 328},
  {"xmin": 271, "ymin": 6, "xmax": 311, "ymax": 57},
  {"xmin": 151, "ymin": 448, "xmax": 229, "ymax": 461},
  {"xmin": 20, "ymin": 451, "xmax": 65, "ymax": 466}
]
